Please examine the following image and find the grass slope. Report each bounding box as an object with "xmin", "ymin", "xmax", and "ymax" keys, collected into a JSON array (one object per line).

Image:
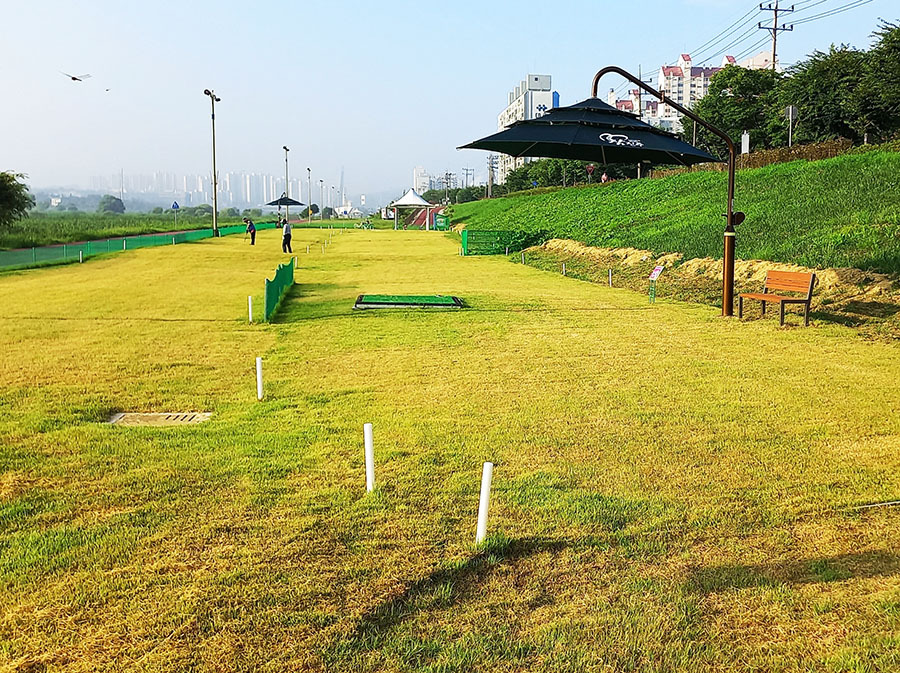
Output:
[
  {"xmin": 1, "ymin": 229, "xmax": 899, "ymax": 671},
  {"xmin": 451, "ymin": 151, "xmax": 900, "ymax": 274}
]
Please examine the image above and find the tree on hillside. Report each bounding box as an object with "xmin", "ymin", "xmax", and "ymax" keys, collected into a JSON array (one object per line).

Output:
[
  {"xmin": 856, "ymin": 21, "xmax": 900, "ymax": 141},
  {"xmin": 0, "ymin": 172, "xmax": 36, "ymax": 230},
  {"xmin": 97, "ymin": 194, "xmax": 126, "ymax": 214},
  {"xmin": 684, "ymin": 65, "xmax": 783, "ymax": 155},
  {"xmin": 300, "ymin": 204, "xmax": 320, "ymax": 218},
  {"xmin": 779, "ymin": 45, "xmax": 869, "ymax": 144}
]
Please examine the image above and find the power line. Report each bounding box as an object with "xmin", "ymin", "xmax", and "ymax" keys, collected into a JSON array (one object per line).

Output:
[
  {"xmin": 792, "ymin": 0, "xmax": 874, "ymax": 25},
  {"xmin": 687, "ymin": 3, "xmax": 763, "ymax": 59}
]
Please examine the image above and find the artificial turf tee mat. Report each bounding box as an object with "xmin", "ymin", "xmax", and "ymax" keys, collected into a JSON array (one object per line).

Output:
[{"xmin": 353, "ymin": 294, "xmax": 463, "ymax": 309}]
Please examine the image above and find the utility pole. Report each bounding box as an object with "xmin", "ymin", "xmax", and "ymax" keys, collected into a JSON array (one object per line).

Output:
[
  {"xmin": 486, "ymin": 155, "xmax": 496, "ymax": 198},
  {"xmin": 319, "ymin": 179, "xmax": 324, "ymax": 219},
  {"xmin": 462, "ymin": 167, "xmax": 474, "ymax": 188},
  {"xmin": 758, "ymin": 1, "xmax": 794, "ymax": 72},
  {"xmin": 307, "ymin": 168, "xmax": 311, "ymax": 224}
]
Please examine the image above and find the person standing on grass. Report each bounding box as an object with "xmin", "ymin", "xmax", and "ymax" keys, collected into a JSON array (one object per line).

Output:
[
  {"xmin": 281, "ymin": 217, "xmax": 292, "ymax": 253},
  {"xmin": 244, "ymin": 218, "xmax": 256, "ymax": 245}
]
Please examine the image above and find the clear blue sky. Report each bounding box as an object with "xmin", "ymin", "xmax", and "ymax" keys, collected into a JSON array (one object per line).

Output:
[{"xmin": 1, "ymin": 0, "xmax": 891, "ymax": 203}]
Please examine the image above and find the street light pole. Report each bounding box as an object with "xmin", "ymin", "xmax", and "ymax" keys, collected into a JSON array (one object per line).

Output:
[
  {"xmin": 307, "ymin": 168, "xmax": 311, "ymax": 225},
  {"xmin": 319, "ymin": 179, "xmax": 324, "ymax": 220},
  {"xmin": 591, "ymin": 66, "xmax": 742, "ymax": 317},
  {"xmin": 283, "ymin": 146, "xmax": 290, "ymax": 222},
  {"xmin": 203, "ymin": 89, "xmax": 221, "ymax": 237}
]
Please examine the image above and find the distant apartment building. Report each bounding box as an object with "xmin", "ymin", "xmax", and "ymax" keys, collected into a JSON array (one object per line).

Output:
[
  {"xmin": 607, "ymin": 52, "xmax": 777, "ymax": 133},
  {"xmin": 412, "ymin": 166, "xmax": 430, "ymax": 194},
  {"xmin": 496, "ymin": 74, "xmax": 559, "ymax": 183}
]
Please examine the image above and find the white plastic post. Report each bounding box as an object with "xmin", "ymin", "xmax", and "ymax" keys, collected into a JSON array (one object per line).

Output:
[
  {"xmin": 608, "ymin": 269, "xmax": 612, "ymax": 286},
  {"xmin": 79, "ymin": 251, "xmax": 83, "ymax": 263},
  {"xmin": 364, "ymin": 423, "xmax": 375, "ymax": 492},
  {"xmin": 248, "ymin": 296, "xmax": 253, "ymax": 323},
  {"xmin": 563, "ymin": 263, "xmax": 567, "ymax": 276},
  {"xmin": 123, "ymin": 239, "xmax": 127, "ymax": 250},
  {"xmin": 255, "ymin": 357, "xmax": 263, "ymax": 400},
  {"xmin": 173, "ymin": 236, "xmax": 176, "ymax": 245},
  {"xmin": 521, "ymin": 252, "xmax": 525, "ymax": 264},
  {"xmin": 475, "ymin": 461, "xmax": 494, "ymax": 544},
  {"xmin": 306, "ymin": 245, "xmax": 310, "ymax": 254},
  {"xmin": 505, "ymin": 246, "xmax": 509, "ymax": 255}
]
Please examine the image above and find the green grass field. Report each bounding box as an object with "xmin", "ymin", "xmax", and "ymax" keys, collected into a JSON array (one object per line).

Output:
[
  {"xmin": 450, "ymin": 151, "xmax": 900, "ymax": 274},
  {"xmin": 1, "ymin": 228, "xmax": 898, "ymax": 672}
]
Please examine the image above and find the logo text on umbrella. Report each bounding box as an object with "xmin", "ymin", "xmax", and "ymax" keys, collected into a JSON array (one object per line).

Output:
[{"xmin": 598, "ymin": 133, "xmax": 644, "ymax": 148}]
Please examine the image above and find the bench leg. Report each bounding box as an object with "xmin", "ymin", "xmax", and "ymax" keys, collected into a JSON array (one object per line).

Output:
[
  {"xmin": 738, "ymin": 296, "xmax": 743, "ymax": 319},
  {"xmin": 761, "ymin": 301, "xmax": 766, "ymax": 317},
  {"xmin": 805, "ymin": 303, "xmax": 810, "ymax": 327},
  {"xmin": 780, "ymin": 302, "xmax": 785, "ymax": 326}
]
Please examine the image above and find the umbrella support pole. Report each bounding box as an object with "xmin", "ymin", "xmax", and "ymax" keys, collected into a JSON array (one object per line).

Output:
[{"xmin": 591, "ymin": 66, "xmax": 739, "ymax": 316}]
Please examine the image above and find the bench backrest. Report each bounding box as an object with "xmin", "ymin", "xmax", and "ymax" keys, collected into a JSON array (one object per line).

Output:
[{"xmin": 764, "ymin": 270, "xmax": 816, "ymax": 298}]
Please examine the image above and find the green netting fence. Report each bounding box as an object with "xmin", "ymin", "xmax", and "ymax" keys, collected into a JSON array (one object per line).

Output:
[
  {"xmin": 461, "ymin": 229, "xmax": 519, "ymax": 256},
  {"xmin": 0, "ymin": 221, "xmax": 281, "ymax": 271},
  {"xmin": 264, "ymin": 258, "xmax": 295, "ymax": 321}
]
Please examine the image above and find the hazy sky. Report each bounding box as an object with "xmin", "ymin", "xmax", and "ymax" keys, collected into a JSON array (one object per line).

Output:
[{"xmin": 2, "ymin": 0, "xmax": 891, "ymax": 202}]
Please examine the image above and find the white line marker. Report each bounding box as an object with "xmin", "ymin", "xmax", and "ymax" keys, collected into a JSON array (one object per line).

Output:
[
  {"xmin": 364, "ymin": 423, "xmax": 375, "ymax": 492},
  {"xmin": 475, "ymin": 462, "xmax": 494, "ymax": 544}
]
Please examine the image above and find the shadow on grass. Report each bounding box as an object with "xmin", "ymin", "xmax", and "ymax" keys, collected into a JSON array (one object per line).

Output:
[
  {"xmin": 342, "ymin": 536, "xmax": 566, "ymax": 648},
  {"xmin": 689, "ymin": 550, "xmax": 900, "ymax": 593}
]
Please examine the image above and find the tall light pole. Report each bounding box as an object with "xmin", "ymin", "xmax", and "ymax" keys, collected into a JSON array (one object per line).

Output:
[
  {"xmin": 307, "ymin": 168, "xmax": 311, "ymax": 224},
  {"xmin": 283, "ymin": 146, "xmax": 290, "ymax": 222},
  {"xmin": 331, "ymin": 186, "xmax": 335, "ymax": 216},
  {"xmin": 203, "ymin": 89, "xmax": 221, "ymax": 236},
  {"xmin": 319, "ymin": 179, "xmax": 324, "ymax": 219}
]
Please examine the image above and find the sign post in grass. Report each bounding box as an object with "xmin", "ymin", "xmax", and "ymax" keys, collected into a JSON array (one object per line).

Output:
[{"xmin": 649, "ymin": 265, "xmax": 664, "ymax": 304}]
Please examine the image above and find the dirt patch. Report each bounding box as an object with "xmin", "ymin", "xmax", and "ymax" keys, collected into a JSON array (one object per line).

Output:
[{"xmin": 526, "ymin": 239, "xmax": 900, "ymax": 338}]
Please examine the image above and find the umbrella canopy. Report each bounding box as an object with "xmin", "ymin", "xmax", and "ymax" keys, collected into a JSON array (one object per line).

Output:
[
  {"xmin": 459, "ymin": 97, "xmax": 718, "ymax": 167},
  {"xmin": 266, "ymin": 196, "xmax": 305, "ymax": 207}
]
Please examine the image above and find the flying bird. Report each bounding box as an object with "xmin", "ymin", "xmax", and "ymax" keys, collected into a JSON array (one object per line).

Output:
[{"xmin": 61, "ymin": 72, "xmax": 91, "ymax": 82}]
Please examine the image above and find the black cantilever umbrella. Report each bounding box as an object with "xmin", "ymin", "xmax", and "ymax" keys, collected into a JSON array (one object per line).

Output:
[
  {"xmin": 459, "ymin": 97, "xmax": 718, "ymax": 167},
  {"xmin": 265, "ymin": 195, "xmax": 305, "ymax": 207}
]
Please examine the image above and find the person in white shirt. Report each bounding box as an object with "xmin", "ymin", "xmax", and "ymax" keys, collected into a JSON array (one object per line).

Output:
[{"xmin": 281, "ymin": 218, "xmax": 292, "ymax": 253}]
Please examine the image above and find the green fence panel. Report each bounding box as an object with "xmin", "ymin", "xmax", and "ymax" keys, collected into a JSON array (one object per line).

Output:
[
  {"xmin": 1, "ymin": 223, "xmax": 256, "ymax": 270},
  {"xmin": 264, "ymin": 258, "xmax": 295, "ymax": 321},
  {"xmin": 461, "ymin": 230, "xmax": 517, "ymax": 256}
]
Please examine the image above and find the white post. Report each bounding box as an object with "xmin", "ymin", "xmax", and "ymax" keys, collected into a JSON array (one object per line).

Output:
[
  {"xmin": 475, "ymin": 461, "xmax": 493, "ymax": 544},
  {"xmin": 521, "ymin": 252, "xmax": 525, "ymax": 264},
  {"xmin": 505, "ymin": 246, "xmax": 509, "ymax": 256},
  {"xmin": 562, "ymin": 263, "xmax": 566, "ymax": 276},
  {"xmin": 172, "ymin": 236, "xmax": 176, "ymax": 245},
  {"xmin": 123, "ymin": 239, "xmax": 127, "ymax": 250},
  {"xmin": 608, "ymin": 269, "xmax": 612, "ymax": 287},
  {"xmin": 307, "ymin": 245, "xmax": 310, "ymax": 254},
  {"xmin": 79, "ymin": 251, "xmax": 83, "ymax": 263},
  {"xmin": 255, "ymin": 357, "xmax": 263, "ymax": 400},
  {"xmin": 248, "ymin": 296, "xmax": 253, "ymax": 323},
  {"xmin": 364, "ymin": 423, "xmax": 375, "ymax": 492}
]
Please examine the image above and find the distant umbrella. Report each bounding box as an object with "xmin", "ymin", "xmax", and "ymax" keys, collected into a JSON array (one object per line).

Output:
[
  {"xmin": 61, "ymin": 72, "xmax": 91, "ymax": 82},
  {"xmin": 266, "ymin": 196, "xmax": 305, "ymax": 207}
]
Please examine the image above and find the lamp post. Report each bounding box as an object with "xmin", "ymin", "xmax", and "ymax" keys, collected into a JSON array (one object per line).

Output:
[
  {"xmin": 590, "ymin": 66, "xmax": 743, "ymax": 316},
  {"xmin": 203, "ymin": 89, "xmax": 221, "ymax": 236},
  {"xmin": 331, "ymin": 186, "xmax": 335, "ymax": 217},
  {"xmin": 307, "ymin": 168, "xmax": 311, "ymax": 224},
  {"xmin": 283, "ymin": 146, "xmax": 290, "ymax": 222},
  {"xmin": 319, "ymin": 179, "xmax": 324, "ymax": 220}
]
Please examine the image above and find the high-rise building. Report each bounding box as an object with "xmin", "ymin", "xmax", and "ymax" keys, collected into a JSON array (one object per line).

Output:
[{"xmin": 496, "ymin": 74, "xmax": 559, "ymax": 183}]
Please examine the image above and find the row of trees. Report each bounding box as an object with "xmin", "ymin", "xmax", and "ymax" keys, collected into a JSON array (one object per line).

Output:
[{"xmin": 685, "ymin": 21, "xmax": 900, "ymax": 154}]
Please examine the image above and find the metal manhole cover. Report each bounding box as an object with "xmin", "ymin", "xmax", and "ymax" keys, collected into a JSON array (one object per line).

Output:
[{"xmin": 108, "ymin": 412, "xmax": 212, "ymax": 426}]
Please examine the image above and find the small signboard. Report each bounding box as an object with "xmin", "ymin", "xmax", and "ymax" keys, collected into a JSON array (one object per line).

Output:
[
  {"xmin": 171, "ymin": 201, "xmax": 180, "ymax": 210},
  {"xmin": 649, "ymin": 265, "xmax": 664, "ymax": 281},
  {"xmin": 586, "ymin": 164, "xmax": 595, "ymax": 175}
]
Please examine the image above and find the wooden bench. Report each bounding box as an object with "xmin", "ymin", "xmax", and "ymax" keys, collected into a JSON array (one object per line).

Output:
[{"xmin": 738, "ymin": 270, "xmax": 817, "ymax": 326}]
